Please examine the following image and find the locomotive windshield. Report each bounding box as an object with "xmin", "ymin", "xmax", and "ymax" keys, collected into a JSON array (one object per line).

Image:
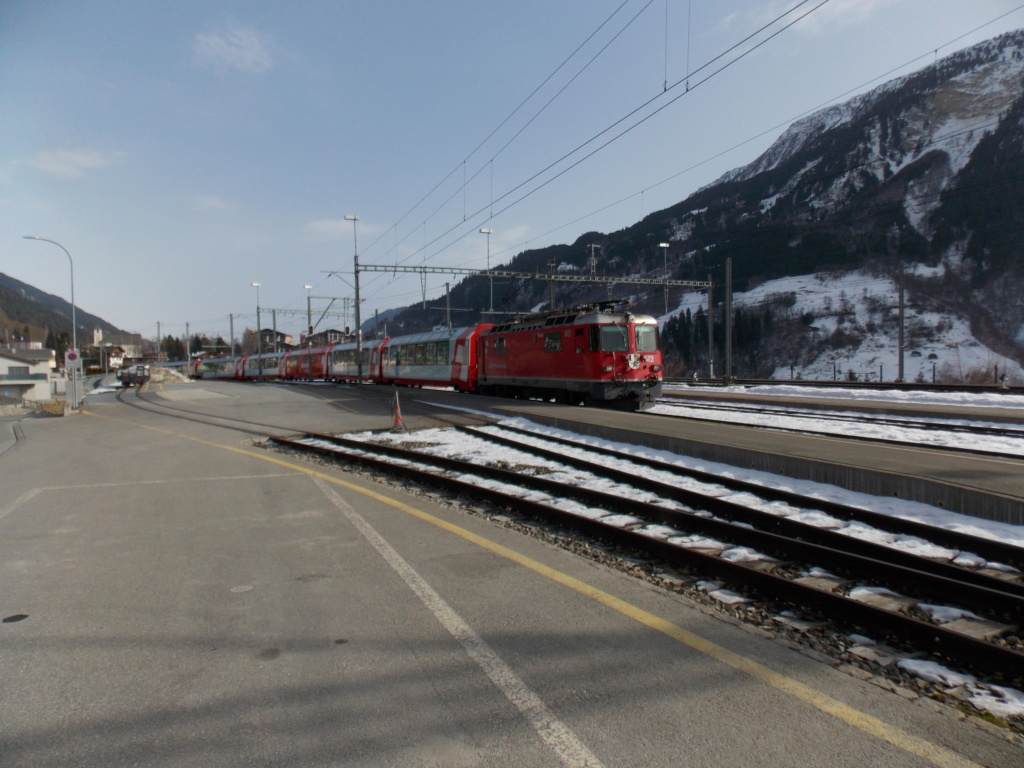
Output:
[
  {"xmin": 600, "ymin": 324, "xmax": 629, "ymax": 352},
  {"xmin": 635, "ymin": 324, "xmax": 659, "ymax": 352}
]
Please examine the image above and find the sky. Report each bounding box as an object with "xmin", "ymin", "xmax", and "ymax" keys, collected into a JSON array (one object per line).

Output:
[{"xmin": 4, "ymin": 1, "xmax": 1024, "ymax": 345}]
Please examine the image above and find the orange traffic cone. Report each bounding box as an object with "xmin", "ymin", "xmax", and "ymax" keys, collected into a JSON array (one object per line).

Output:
[{"xmin": 391, "ymin": 391, "xmax": 407, "ymax": 432}]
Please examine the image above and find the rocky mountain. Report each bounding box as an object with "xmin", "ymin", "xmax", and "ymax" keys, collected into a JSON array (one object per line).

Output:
[{"xmin": 385, "ymin": 29, "xmax": 1024, "ymax": 384}]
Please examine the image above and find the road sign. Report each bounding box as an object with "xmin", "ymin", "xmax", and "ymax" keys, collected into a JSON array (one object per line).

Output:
[{"xmin": 65, "ymin": 349, "xmax": 82, "ymax": 371}]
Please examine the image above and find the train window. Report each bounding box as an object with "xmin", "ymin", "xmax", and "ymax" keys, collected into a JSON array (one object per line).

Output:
[
  {"xmin": 600, "ymin": 324, "xmax": 629, "ymax": 352},
  {"xmin": 635, "ymin": 324, "xmax": 659, "ymax": 352},
  {"xmin": 589, "ymin": 325, "xmax": 600, "ymax": 352},
  {"xmin": 544, "ymin": 332, "xmax": 561, "ymax": 352},
  {"xmin": 493, "ymin": 338, "xmax": 506, "ymax": 354}
]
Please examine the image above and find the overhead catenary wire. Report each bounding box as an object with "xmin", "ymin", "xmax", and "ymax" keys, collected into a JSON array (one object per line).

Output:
[
  {"xmin": 365, "ymin": 0, "xmax": 823, "ymax": 278},
  {"xmin": 358, "ymin": 0, "xmax": 831, "ymax": 310},
  {"xmin": 381, "ymin": 0, "xmax": 657, "ymax": 263},
  {"xmin": 214, "ymin": 5, "xmax": 1024, "ymax": 342},
  {"xmin": 361, "ymin": 0, "xmax": 642, "ymax": 260},
  {"xmin": 481, "ymin": 3, "xmax": 1024, "ymax": 266},
  {"xmin": 398, "ymin": 0, "xmax": 833, "ymax": 273}
]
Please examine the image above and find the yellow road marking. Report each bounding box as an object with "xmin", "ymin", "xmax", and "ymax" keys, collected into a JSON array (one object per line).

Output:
[{"xmin": 81, "ymin": 407, "xmax": 983, "ymax": 768}]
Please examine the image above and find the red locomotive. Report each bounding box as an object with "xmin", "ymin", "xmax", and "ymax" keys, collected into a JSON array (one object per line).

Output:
[
  {"xmin": 477, "ymin": 301, "xmax": 662, "ymax": 408},
  {"xmin": 186, "ymin": 301, "xmax": 663, "ymax": 410}
]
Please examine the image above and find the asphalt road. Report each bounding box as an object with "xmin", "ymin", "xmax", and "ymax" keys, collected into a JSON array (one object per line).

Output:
[{"xmin": 1, "ymin": 381, "xmax": 1019, "ymax": 767}]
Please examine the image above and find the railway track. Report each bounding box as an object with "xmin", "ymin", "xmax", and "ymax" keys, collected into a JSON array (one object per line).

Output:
[
  {"xmin": 652, "ymin": 397, "xmax": 1024, "ymax": 458},
  {"xmin": 279, "ymin": 425, "xmax": 1024, "ymax": 685},
  {"xmin": 659, "ymin": 395, "xmax": 1024, "ymax": 437},
  {"xmin": 113, "ymin": 386, "xmax": 1024, "ymax": 697}
]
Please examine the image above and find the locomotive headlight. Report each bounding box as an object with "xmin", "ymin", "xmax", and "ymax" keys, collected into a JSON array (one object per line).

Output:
[
  {"xmin": 651, "ymin": 364, "xmax": 663, "ymax": 372},
  {"xmin": 602, "ymin": 364, "xmax": 614, "ymax": 373}
]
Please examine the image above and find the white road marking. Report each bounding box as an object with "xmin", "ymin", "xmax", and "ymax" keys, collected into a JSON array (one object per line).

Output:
[
  {"xmin": 313, "ymin": 476, "xmax": 606, "ymax": 768},
  {"xmin": 0, "ymin": 475, "xmax": 298, "ymax": 521},
  {"xmin": 0, "ymin": 489, "xmax": 42, "ymax": 521}
]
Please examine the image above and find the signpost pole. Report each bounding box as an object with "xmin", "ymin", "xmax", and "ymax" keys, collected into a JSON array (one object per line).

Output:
[{"xmin": 64, "ymin": 349, "xmax": 82, "ymax": 412}]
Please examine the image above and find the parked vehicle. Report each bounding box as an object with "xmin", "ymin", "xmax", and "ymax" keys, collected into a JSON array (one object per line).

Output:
[{"xmin": 116, "ymin": 364, "xmax": 150, "ymax": 387}]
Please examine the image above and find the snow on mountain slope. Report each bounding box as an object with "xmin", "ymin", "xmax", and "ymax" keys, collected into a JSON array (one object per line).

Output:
[
  {"xmin": 664, "ymin": 270, "xmax": 1022, "ymax": 383},
  {"xmin": 709, "ymin": 32, "xmax": 1024, "ymax": 236}
]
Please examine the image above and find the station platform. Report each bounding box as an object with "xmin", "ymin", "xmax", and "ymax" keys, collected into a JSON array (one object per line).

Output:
[{"xmin": 1, "ymin": 381, "xmax": 1019, "ymax": 766}]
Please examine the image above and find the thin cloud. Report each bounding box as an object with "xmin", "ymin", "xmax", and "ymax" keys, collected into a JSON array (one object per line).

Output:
[
  {"xmin": 722, "ymin": 0, "xmax": 896, "ymax": 37},
  {"xmin": 305, "ymin": 219, "xmax": 351, "ymax": 240},
  {"xmin": 193, "ymin": 24, "xmax": 273, "ymax": 74},
  {"xmin": 305, "ymin": 218, "xmax": 383, "ymax": 244},
  {"xmin": 792, "ymin": 0, "xmax": 897, "ymax": 36},
  {"xmin": 192, "ymin": 194, "xmax": 236, "ymax": 212},
  {"xmin": 30, "ymin": 148, "xmax": 126, "ymax": 178}
]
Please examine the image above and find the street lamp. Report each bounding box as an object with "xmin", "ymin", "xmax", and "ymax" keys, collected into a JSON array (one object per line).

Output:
[
  {"xmin": 304, "ymin": 284, "xmax": 313, "ymax": 380},
  {"xmin": 658, "ymin": 242, "xmax": 670, "ymax": 271},
  {"xmin": 344, "ymin": 215, "xmax": 361, "ymax": 381},
  {"xmin": 24, "ymin": 235, "xmax": 79, "ymax": 410},
  {"xmin": 479, "ymin": 228, "xmax": 493, "ymax": 313},
  {"xmin": 251, "ymin": 281, "xmax": 262, "ymax": 378}
]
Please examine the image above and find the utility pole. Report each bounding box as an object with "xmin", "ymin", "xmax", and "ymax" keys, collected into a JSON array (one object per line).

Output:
[
  {"xmin": 707, "ymin": 273, "xmax": 714, "ymax": 379},
  {"xmin": 725, "ymin": 258, "xmax": 733, "ymax": 383},
  {"xmin": 345, "ymin": 215, "xmax": 362, "ymax": 382},
  {"xmin": 252, "ymin": 282, "xmax": 262, "ymax": 378},
  {"xmin": 479, "ymin": 228, "xmax": 493, "ymax": 313},
  {"xmin": 898, "ymin": 267, "xmax": 905, "ymax": 382},
  {"xmin": 305, "ymin": 285, "xmax": 313, "ymax": 380},
  {"xmin": 548, "ymin": 258, "xmax": 556, "ymax": 309}
]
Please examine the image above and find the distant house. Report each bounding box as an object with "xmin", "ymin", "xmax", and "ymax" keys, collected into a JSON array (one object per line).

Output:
[
  {"xmin": 0, "ymin": 350, "xmax": 53, "ymax": 403},
  {"xmin": 303, "ymin": 328, "xmax": 354, "ymax": 347},
  {"xmin": 0, "ymin": 346, "xmax": 56, "ymax": 372},
  {"xmin": 258, "ymin": 328, "xmax": 293, "ymax": 350},
  {"xmin": 104, "ymin": 346, "xmax": 126, "ymax": 369},
  {"xmin": 94, "ymin": 329, "xmax": 143, "ymax": 359}
]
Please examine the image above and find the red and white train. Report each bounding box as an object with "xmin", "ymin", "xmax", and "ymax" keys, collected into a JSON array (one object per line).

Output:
[{"xmin": 189, "ymin": 301, "xmax": 663, "ymax": 409}]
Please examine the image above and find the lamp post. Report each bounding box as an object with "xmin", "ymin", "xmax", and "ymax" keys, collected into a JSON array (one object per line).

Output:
[
  {"xmin": 658, "ymin": 242, "xmax": 670, "ymax": 271},
  {"xmin": 479, "ymin": 228, "xmax": 493, "ymax": 313},
  {"xmin": 304, "ymin": 284, "xmax": 313, "ymax": 380},
  {"xmin": 251, "ymin": 281, "xmax": 262, "ymax": 378},
  {"xmin": 344, "ymin": 215, "xmax": 361, "ymax": 381},
  {"xmin": 23, "ymin": 235, "xmax": 79, "ymax": 410}
]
